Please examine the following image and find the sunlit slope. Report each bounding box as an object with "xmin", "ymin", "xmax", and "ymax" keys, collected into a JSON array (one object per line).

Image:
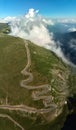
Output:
[
  {"xmin": 0, "ymin": 34, "xmax": 75, "ymax": 130},
  {"xmin": 0, "ymin": 35, "xmax": 30, "ymax": 105},
  {"xmin": 0, "ymin": 23, "xmax": 10, "ymax": 34},
  {"xmin": 0, "ymin": 34, "xmax": 69, "ymax": 106},
  {"xmin": 0, "ymin": 117, "xmax": 21, "ymax": 130}
]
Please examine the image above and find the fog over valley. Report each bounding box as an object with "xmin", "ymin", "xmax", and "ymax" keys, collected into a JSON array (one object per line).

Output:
[{"xmin": 0, "ymin": 8, "xmax": 76, "ymax": 67}]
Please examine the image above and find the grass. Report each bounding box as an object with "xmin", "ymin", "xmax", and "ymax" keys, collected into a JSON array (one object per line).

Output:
[
  {"xmin": 0, "ymin": 35, "xmax": 47, "ymax": 108},
  {"xmin": 0, "ymin": 35, "xmax": 33, "ymax": 106},
  {"xmin": 0, "ymin": 34, "xmax": 74, "ymax": 130},
  {"xmin": 28, "ymin": 41, "xmax": 69, "ymax": 86},
  {"xmin": 0, "ymin": 23, "xmax": 10, "ymax": 34},
  {"xmin": 68, "ymin": 73, "xmax": 76, "ymax": 95},
  {"xmin": 0, "ymin": 35, "xmax": 70, "ymax": 107},
  {"xmin": 0, "ymin": 109, "xmax": 36, "ymax": 130},
  {"xmin": 0, "ymin": 118, "xmax": 21, "ymax": 130},
  {"xmin": 0, "ymin": 105, "xmax": 68, "ymax": 130}
]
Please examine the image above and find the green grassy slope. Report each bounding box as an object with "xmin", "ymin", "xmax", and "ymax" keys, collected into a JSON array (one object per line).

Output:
[
  {"xmin": 0, "ymin": 23, "xmax": 10, "ymax": 34},
  {"xmin": 0, "ymin": 35, "xmax": 32, "ymax": 105},
  {"xmin": 0, "ymin": 34, "xmax": 75, "ymax": 130},
  {"xmin": 0, "ymin": 35, "xmax": 69, "ymax": 106},
  {"xmin": 28, "ymin": 41, "xmax": 69, "ymax": 85},
  {"xmin": 0, "ymin": 117, "xmax": 21, "ymax": 130}
]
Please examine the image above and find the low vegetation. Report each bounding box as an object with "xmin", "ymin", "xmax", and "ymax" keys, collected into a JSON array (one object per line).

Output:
[
  {"xmin": 0, "ymin": 23, "xmax": 10, "ymax": 34},
  {"xmin": 0, "ymin": 33, "xmax": 76, "ymax": 130}
]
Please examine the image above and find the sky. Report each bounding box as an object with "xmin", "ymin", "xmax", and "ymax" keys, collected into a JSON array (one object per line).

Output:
[{"xmin": 0, "ymin": 0, "xmax": 76, "ymax": 18}]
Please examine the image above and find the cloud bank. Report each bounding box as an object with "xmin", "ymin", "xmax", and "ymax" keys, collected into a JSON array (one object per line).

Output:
[
  {"xmin": 68, "ymin": 27, "xmax": 76, "ymax": 32},
  {"xmin": 57, "ymin": 18, "xmax": 76, "ymax": 24},
  {"xmin": 9, "ymin": 8, "xmax": 54, "ymax": 47},
  {"xmin": 0, "ymin": 8, "xmax": 76, "ymax": 67}
]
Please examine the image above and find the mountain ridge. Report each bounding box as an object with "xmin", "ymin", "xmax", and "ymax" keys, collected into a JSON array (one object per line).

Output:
[{"xmin": 0, "ymin": 23, "xmax": 76, "ymax": 129}]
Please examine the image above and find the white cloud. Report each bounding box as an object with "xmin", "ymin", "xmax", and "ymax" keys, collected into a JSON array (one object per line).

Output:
[
  {"xmin": 57, "ymin": 18, "xmax": 76, "ymax": 23},
  {"xmin": 9, "ymin": 8, "xmax": 54, "ymax": 46},
  {"xmin": 0, "ymin": 16, "xmax": 16, "ymax": 23},
  {"xmin": 0, "ymin": 8, "xmax": 75, "ymax": 67},
  {"xmin": 42, "ymin": 18, "xmax": 54, "ymax": 25},
  {"xmin": 69, "ymin": 39, "xmax": 76, "ymax": 50},
  {"xmin": 25, "ymin": 8, "xmax": 39, "ymax": 18},
  {"xmin": 26, "ymin": 24, "xmax": 51, "ymax": 46},
  {"xmin": 45, "ymin": 40, "xmax": 76, "ymax": 67},
  {"xmin": 68, "ymin": 27, "xmax": 76, "ymax": 32}
]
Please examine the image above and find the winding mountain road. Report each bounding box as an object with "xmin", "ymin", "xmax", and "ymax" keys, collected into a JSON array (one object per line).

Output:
[
  {"xmin": 20, "ymin": 41, "xmax": 57, "ymax": 110},
  {"xmin": 20, "ymin": 42, "xmax": 50, "ymax": 90},
  {"xmin": 0, "ymin": 40, "xmax": 59, "ymax": 127}
]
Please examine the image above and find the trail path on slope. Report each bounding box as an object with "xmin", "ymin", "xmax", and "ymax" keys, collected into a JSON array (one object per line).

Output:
[
  {"xmin": 0, "ymin": 114, "xmax": 25, "ymax": 130},
  {"xmin": 0, "ymin": 104, "xmax": 56, "ymax": 114},
  {"xmin": 20, "ymin": 42, "xmax": 50, "ymax": 90},
  {"xmin": 0, "ymin": 40, "xmax": 68, "ymax": 128},
  {"xmin": 20, "ymin": 41, "xmax": 57, "ymax": 109}
]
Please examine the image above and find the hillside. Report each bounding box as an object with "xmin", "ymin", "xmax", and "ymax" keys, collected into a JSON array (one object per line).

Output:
[
  {"xmin": 0, "ymin": 34, "xmax": 75, "ymax": 130},
  {"xmin": 0, "ymin": 23, "xmax": 10, "ymax": 34}
]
